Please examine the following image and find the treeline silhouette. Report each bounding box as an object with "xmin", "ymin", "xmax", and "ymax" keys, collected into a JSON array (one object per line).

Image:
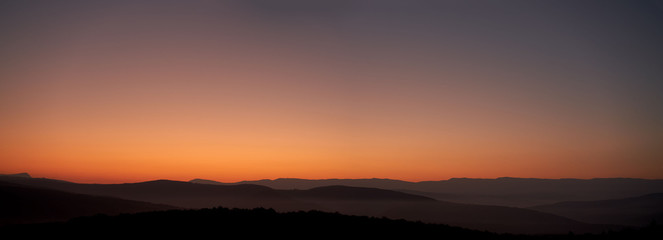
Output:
[{"xmin": 2, "ymin": 207, "xmax": 661, "ymax": 239}]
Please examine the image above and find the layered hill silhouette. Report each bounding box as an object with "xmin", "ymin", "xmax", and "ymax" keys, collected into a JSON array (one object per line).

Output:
[
  {"xmin": 0, "ymin": 181, "xmax": 176, "ymax": 225},
  {"xmin": 191, "ymin": 177, "xmax": 663, "ymax": 207},
  {"xmin": 282, "ymin": 185, "xmax": 435, "ymax": 201},
  {"xmin": 0, "ymin": 174, "xmax": 616, "ymax": 234},
  {"xmin": 531, "ymin": 193, "xmax": 663, "ymax": 226},
  {"xmin": 0, "ymin": 176, "xmax": 308, "ymax": 210}
]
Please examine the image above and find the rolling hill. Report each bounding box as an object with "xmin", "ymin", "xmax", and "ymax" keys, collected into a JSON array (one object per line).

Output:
[
  {"xmin": 0, "ymin": 174, "xmax": 615, "ymax": 234},
  {"xmin": 191, "ymin": 177, "xmax": 663, "ymax": 207},
  {"xmin": 0, "ymin": 176, "xmax": 310, "ymax": 210},
  {"xmin": 531, "ymin": 193, "xmax": 663, "ymax": 226},
  {"xmin": 282, "ymin": 185, "xmax": 436, "ymax": 201},
  {"xmin": 0, "ymin": 181, "xmax": 177, "ymax": 225}
]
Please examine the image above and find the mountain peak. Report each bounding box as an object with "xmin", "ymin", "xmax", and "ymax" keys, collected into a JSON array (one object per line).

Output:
[{"xmin": 0, "ymin": 172, "xmax": 31, "ymax": 178}]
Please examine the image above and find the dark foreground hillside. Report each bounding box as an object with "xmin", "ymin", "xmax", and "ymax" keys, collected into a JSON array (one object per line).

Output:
[
  {"xmin": 531, "ymin": 193, "xmax": 663, "ymax": 226},
  {"xmin": 2, "ymin": 207, "xmax": 661, "ymax": 239},
  {"xmin": 0, "ymin": 181, "xmax": 177, "ymax": 225}
]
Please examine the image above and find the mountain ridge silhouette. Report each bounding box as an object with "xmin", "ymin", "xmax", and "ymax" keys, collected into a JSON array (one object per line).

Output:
[
  {"xmin": 0, "ymin": 180, "xmax": 177, "ymax": 225},
  {"xmin": 190, "ymin": 177, "xmax": 663, "ymax": 207},
  {"xmin": 0, "ymin": 174, "xmax": 620, "ymax": 234}
]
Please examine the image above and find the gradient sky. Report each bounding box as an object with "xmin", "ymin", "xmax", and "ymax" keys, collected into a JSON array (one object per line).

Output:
[{"xmin": 1, "ymin": 0, "xmax": 662, "ymax": 183}]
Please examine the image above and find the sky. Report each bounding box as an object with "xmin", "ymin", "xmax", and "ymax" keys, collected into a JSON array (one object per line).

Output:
[{"xmin": 1, "ymin": 0, "xmax": 662, "ymax": 183}]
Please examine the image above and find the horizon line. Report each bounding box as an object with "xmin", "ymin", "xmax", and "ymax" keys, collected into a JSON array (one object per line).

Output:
[{"xmin": 3, "ymin": 172, "xmax": 662, "ymax": 185}]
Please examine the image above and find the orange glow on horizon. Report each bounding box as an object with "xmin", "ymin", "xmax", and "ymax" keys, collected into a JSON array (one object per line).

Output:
[{"xmin": 1, "ymin": 1, "xmax": 661, "ymax": 183}]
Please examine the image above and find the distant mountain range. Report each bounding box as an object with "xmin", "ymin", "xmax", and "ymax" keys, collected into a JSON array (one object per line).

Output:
[
  {"xmin": 191, "ymin": 177, "xmax": 663, "ymax": 207},
  {"xmin": 2, "ymin": 173, "xmax": 661, "ymax": 234}
]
